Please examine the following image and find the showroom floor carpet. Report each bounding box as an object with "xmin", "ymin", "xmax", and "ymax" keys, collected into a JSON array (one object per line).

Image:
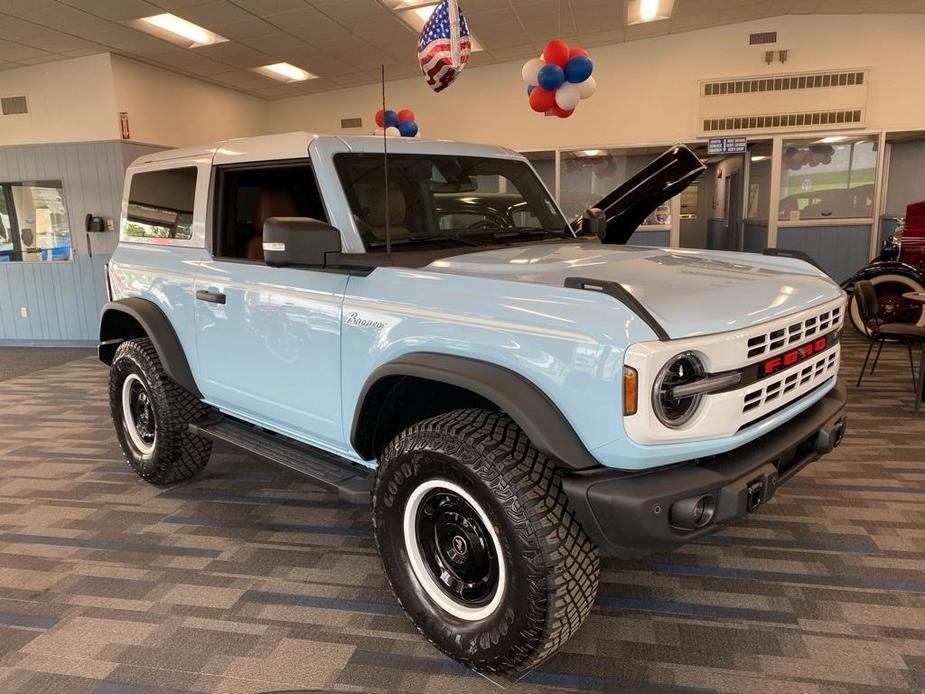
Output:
[{"xmin": 0, "ymin": 332, "xmax": 922, "ymax": 694}]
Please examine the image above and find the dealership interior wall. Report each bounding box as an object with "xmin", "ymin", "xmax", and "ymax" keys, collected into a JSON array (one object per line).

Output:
[{"xmin": 1, "ymin": 11, "xmax": 925, "ymax": 346}]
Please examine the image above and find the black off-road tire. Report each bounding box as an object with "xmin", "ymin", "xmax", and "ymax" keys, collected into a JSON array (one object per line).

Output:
[
  {"xmin": 109, "ymin": 337, "xmax": 212, "ymax": 484},
  {"xmin": 373, "ymin": 408, "xmax": 599, "ymax": 675}
]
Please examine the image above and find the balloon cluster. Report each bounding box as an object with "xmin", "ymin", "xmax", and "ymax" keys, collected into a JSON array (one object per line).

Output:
[
  {"xmin": 522, "ymin": 39, "xmax": 596, "ymax": 118},
  {"xmin": 783, "ymin": 144, "xmax": 836, "ymax": 170},
  {"xmin": 374, "ymin": 108, "xmax": 419, "ymax": 137}
]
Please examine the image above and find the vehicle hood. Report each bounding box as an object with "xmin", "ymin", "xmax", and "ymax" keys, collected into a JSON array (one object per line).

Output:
[{"xmin": 425, "ymin": 243, "xmax": 844, "ymax": 339}]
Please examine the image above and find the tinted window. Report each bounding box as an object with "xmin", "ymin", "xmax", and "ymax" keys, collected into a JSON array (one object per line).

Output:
[
  {"xmin": 125, "ymin": 167, "xmax": 197, "ymax": 240},
  {"xmin": 214, "ymin": 163, "xmax": 327, "ymax": 261},
  {"xmin": 334, "ymin": 153, "xmax": 569, "ymax": 251}
]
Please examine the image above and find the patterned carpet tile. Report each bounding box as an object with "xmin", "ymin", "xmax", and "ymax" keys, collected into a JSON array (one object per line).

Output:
[{"xmin": 0, "ymin": 332, "xmax": 921, "ymax": 693}]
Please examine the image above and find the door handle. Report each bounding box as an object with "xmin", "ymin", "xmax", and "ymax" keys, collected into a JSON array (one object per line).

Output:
[{"xmin": 195, "ymin": 289, "xmax": 226, "ymax": 305}]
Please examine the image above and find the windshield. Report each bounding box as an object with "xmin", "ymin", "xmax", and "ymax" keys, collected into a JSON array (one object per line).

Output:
[{"xmin": 334, "ymin": 153, "xmax": 573, "ymax": 250}]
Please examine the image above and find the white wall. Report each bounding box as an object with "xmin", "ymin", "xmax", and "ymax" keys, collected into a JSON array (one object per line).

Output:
[
  {"xmin": 110, "ymin": 56, "xmax": 267, "ymax": 148},
  {"xmin": 267, "ymin": 14, "xmax": 925, "ymax": 151},
  {"xmin": 0, "ymin": 54, "xmax": 118, "ymax": 146}
]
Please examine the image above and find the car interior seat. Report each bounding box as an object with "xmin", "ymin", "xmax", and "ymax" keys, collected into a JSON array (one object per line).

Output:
[{"xmin": 245, "ymin": 189, "xmax": 297, "ymax": 261}]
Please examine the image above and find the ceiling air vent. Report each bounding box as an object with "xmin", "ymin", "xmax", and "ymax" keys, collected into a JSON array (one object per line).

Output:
[
  {"xmin": 703, "ymin": 70, "xmax": 864, "ymax": 97},
  {"xmin": 1, "ymin": 95, "xmax": 28, "ymax": 115},
  {"xmin": 703, "ymin": 109, "xmax": 863, "ymax": 133},
  {"xmin": 748, "ymin": 31, "xmax": 778, "ymax": 46},
  {"xmin": 340, "ymin": 117, "xmax": 362, "ymax": 129}
]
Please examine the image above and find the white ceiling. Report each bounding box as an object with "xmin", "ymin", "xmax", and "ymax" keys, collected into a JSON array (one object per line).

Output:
[{"xmin": 0, "ymin": 0, "xmax": 923, "ymax": 100}]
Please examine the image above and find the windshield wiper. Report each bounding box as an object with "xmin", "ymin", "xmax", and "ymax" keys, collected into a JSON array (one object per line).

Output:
[{"xmin": 492, "ymin": 227, "xmax": 572, "ymax": 240}]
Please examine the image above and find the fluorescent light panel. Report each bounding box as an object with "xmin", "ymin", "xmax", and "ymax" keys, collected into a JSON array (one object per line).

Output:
[
  {"xmin": 378, "ymin": 1, "xmax": 483, "ymax": 51},
  {"xmin": 256, "ymin": 62, "xmax": 317, "ymax": 83},
  {"xmin": 627, "ymin": 0, "xmax": 675, "ymax": 25},
  {"xmin": 133, "ymin": 13, "xmax": 227, "ymax": 48}
]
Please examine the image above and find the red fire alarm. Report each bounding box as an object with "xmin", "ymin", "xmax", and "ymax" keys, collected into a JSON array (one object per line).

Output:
[{"xmin": 119, "ymin": 112, "xmax": 130, "ymax": 140}]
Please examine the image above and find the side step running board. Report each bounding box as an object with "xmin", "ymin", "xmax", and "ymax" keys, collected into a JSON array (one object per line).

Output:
[{"xmin": 189, "ymin": 416, "xmax": 372, "ymax": 504}]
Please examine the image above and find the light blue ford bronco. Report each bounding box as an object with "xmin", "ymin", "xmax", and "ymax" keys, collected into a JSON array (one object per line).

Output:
[{"xmin": 100, "ymin": 132, "xmax": 847, "ymax": 675}]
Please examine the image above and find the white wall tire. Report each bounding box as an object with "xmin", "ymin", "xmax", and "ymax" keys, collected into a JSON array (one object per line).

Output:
[{"xmin": 849, "ymin": 273, "xmax": 925, "ymax": 336}]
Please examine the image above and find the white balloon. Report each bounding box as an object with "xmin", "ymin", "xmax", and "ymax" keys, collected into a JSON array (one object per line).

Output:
[
  {"xmin": 386, "ymin": 126, "xmax": 401, "ymax": 137},
  {"xmin": 521, "ymin": 58, "xmax": 545, "ymax": 86},
  {"xmin": 577, "ymin": 75, "xmax": 596, "ymax": 100},
  {"xmin": 555, "ymin": 82, "xmax": 581, "ymax": 111}
]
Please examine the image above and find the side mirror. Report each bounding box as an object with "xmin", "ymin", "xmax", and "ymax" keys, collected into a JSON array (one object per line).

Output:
[
  {"xmin": 581, "ymin": 207, "xmax": 606, "ymax": 239},
  {"xmin": 262, "ymin": 217, "xmax": 342, "ymax": 268}
]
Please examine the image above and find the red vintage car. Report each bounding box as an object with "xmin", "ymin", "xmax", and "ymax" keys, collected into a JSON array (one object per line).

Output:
[{"xmin": 846, "ymin": 199, "xmax": 925, "ymax": 334}]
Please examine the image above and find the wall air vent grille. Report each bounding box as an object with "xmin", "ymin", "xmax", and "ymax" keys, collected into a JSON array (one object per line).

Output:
[
  {"xmin": 703, "ymin": 109, "xmax": 863, "ymax": 133},
  {"xmin": 703, "ymin": 71, "xmax": 864, "ymax": 97},
  {"xmin": 1, "ymin": 96, "xmax": 28, "ymax": 115},
  {"xmin": 340, "ymin": 117, "xmax": 362, "ymax": 129},
  {"xmin": 748, "ymin": 31, "xmax": 778, "ymax": 46}
]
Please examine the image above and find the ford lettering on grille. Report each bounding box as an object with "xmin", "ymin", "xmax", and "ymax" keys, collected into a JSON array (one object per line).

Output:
[{"xmin": 761, "ymin": 336, "xmax": 829, "ymax": 376}]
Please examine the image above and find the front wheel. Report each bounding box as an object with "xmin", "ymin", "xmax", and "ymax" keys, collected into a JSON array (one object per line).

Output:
[
  {"xmin": 373, "ymin": 409, "xmax": 599, "ymax": 675},
  {"xmin": 848, "ymin": 272, "xmax": 925, "ymax": 335}
]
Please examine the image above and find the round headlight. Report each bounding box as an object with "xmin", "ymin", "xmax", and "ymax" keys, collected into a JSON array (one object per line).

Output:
[{"xmin": 653, "ymin": 352, "xmax": 705, "ymax": 428}]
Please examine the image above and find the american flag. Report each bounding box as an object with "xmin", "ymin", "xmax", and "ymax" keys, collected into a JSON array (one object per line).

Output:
[{"xmin": 417, "ymin": 0, "xmax": 470, "ymax": 93}]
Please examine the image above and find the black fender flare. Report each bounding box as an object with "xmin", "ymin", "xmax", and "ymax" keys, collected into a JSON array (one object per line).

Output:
[
  {"xmin": 351, "ymin": 353, "xmax": 602, "ymax": 470},
  {"xmin": 98, "ymin": 298, "xmax": 201, "ymax": 398},
  {"xmin": 842, "ymin": 261, "xmax": 925, "ymax": 291}
]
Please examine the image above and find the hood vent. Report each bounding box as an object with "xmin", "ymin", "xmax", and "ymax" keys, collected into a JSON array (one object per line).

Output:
[
  {"xmin": 703, "ymin": 109, "xmax": 863, "ymax": 133},
  {"xmin": 703, "ymin": 70, "xmax": 864, "ymax": 97},
  {"xmin": 1, "ymin": 95, "xmax": 28, "ymax": 115},
  {"xmin": 748, "ymin": 31, "xmax": 778, "ymax": 46}
]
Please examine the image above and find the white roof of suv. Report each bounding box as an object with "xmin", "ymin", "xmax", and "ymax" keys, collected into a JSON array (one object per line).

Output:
[{"xmin": 131, "ymin": 131, "xmax": 520, "ymax": 169}]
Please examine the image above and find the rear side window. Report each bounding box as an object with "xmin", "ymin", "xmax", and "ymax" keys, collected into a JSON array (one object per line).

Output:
[{"xmin": 124, "ymin": 167, "xmax": 197, "ymax": 241}]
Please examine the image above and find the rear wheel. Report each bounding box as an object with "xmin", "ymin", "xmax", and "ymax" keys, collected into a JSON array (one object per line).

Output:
[
  {"xmin": 109, "ymin": 338, "xmax": 212, "ymax": 484},
  {"xmin": 373, "ymin": 409, "xmax": 599, "ymax": 675},
  {"xmin": 849, "ymin": 272, "xmax": 925, "ymax": 335}
]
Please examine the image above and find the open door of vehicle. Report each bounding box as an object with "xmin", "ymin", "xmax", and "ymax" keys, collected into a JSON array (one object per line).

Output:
[{"xmin": 582, "ymin": 145, "xmax": 706, "ymax": 245}]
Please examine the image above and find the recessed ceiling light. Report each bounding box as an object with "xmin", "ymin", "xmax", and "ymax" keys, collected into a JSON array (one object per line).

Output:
[
  {"xmin": 131, "ymin": 13, "xmax": 227, "ymax": 48},
  {"xmin": 256, "ymin": 63, "xmax": 317, "ymax": 83},
  {"xmin": 378, "ymin": 1, "xmax": 483, "ymax": 51},
  {"xmin": 626, "ymin": 0, "xmax": 675, "ymax": 25},
  {"xmin": 576, "ymin": 149, "xmax": 608, "ymax": 157}
]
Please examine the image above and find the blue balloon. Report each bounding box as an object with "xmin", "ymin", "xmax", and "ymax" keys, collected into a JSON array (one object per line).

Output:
[
  {"xmin": 398, "ymin": 120, "xmax": 418, "ymax": 137},
  {"xmin": 564, "ymin": 55, "xmax": 593, "ymax": 83},
  {"xmin": 537, "ymin": 64, "xmax": 565, "ymax": 91},
  {"xmin": 384, "ymin": 110, "xmax": 399, "ymax": 127}
]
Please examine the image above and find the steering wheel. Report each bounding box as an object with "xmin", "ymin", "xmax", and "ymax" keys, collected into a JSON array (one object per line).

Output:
[{"xmin": 467, "ymin": 219, "xmax": 502, "ymax": 231}]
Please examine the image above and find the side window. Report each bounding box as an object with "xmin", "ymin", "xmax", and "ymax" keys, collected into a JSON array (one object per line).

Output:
[
  {"xmin": 214, "ymin": 163, "xmax": 327, "ymax": 261},
  {"xmin": 125, "ymin": 167, "xmax": 197, "ymax": 241}
]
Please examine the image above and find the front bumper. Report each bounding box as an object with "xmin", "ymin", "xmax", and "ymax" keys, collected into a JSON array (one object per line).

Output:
[{"xmin": 562, "ymin": 380, "xmax": 847, "ymax": 559}]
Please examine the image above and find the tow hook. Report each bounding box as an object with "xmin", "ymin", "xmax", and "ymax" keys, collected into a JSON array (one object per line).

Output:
[
  {"xmin": 814, "ymin": 417, "xmax": 846, "ymax": 454},
  {"xmin": 746, "ymin": 480, "xmax": 764, "ymax": 512}
]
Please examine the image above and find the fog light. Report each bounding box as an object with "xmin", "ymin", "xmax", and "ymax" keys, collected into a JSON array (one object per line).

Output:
[{"xmin": 668, "ymin": 494, "xmax": 716, "ymax": 530}]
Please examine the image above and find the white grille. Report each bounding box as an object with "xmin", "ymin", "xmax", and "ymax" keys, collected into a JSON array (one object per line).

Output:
[
  {"xmin": 746, "ymin": 305, "xmax": 842, "ymax": 360},
  {"xmin": 743, "ymin": 350, "xmax": 839, "ymax": 419}
]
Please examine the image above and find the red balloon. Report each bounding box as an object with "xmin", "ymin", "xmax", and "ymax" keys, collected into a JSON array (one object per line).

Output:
[
  {"xmin": 397, "ymin": 108, "xmax": 415, "ymax": 123},
  {"xmin": 568, "ymin": 47, "xmax": 589, "ymax": 59},
  {"xmin": 551, "ymin": 104, "xmax": 574, "ymax": 118},
  {"xmin": 543, "ymin": 39, "xmax": 570, "ymax": 67},
  {"xmin": 529, "ymin": 86, "xmax": 557, "ymax": 113},
  {"xmin": 374, "ymin": 109, "xmax": 385, "ymax": 128}
]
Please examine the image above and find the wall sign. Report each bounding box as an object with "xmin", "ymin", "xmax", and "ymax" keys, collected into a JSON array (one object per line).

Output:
[
  {"xmin": 119, "ymin": 112, "xmax": 130, "ymax": 140},
  {"xmin": 707, "ymin": 136, "xmax": 747, "ymax": 154}
]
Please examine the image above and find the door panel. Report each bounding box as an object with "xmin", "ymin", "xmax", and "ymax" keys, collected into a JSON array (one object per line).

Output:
[{"xmin": 194, "ymin": 260, "xmax": 349, "ymax": 453}]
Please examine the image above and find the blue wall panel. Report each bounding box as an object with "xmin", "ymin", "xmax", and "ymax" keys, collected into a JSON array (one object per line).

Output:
[
  {"xmin": 776, "ymin": 224, "xmax": 872, "ymax": 283},
  {"xmin": 743, "ymin": 223, "xmax": 768, "ymax": 254},
  {"xmin": 706, "ymin": 219, "xmax": 728, "ymax": 250},
  {"xmin": 0, "ymin": 140, "xmax": 162, "ymax": 345}
]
